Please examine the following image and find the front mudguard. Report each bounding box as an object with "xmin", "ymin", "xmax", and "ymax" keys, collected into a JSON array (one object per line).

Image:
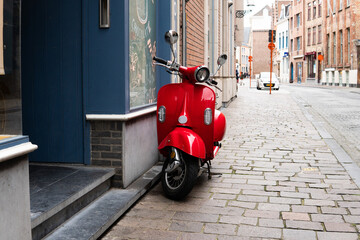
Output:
[{"xmin": 158, "ymin": 127, "xmax": 206, "ymax": 159}]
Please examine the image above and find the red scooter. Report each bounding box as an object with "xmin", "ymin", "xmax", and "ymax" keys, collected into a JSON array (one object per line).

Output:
[{"xmin": 153, "ymin": 30, "xmax": 227, "ymax": 200}]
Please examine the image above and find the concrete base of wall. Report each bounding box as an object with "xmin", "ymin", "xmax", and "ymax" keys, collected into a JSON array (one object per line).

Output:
[
  {"xmin": 89, "ymin": 112, "xmax": 159, "ymax": 188},
  {"xmin": 0, "ymin": 155, "xmax": 32, "ymax": 240}
]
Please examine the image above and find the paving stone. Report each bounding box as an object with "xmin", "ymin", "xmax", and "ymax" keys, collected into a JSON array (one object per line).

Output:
[
  {"xmin": 247, "ymin": 179, "xmax": 277, "ymax": 186},
  {"xmin": 304, "ymin": 199, "xmax": 336, "ymax": 207},
  {"xmin": 178, "ymin": 232, "xmax": 217, "ymax": 240},
  {"xmin": 227, "ymin": 201, "xmax": 257, "ymax": 209},
  {"xmin": 321, "ymin": 207, "xmax": 348, "ymax": 215},
  {"xmin": 285, "ymin": 220, "xmax": 323, "ymax": 230},
  {"xmin": 282, "ymin": 212, "xmax": 310, "ymax": 221},
  {"xmin": 219, "ymin": 215, "xmax": 258, "ymax": 226},
  {"xmin": 203, "ymin": 223, "xmax": 237, "ymax": 235},
  {"xmin": 236, "ymin": 195, "xmax": 268, "ymax": 203},
  {"xmin": 258, "ymin": 218, "xmax": 284, "ymax": 228},
  {"xmin": 282, "ymin": 229, "xmax": 317, "ymax": 240},
  {"xmin": 317, "ymin": 232, "xmax": 358, "ymax": 240},
  {"xmin": 270, "ymin": 197, "xmax": 302, "ymax": 205},
  {"xmin": 244, "ymin": 209, "xmax": 280, "ymax": 219},
  {"xmin": 343, "ymin": 215, "xmax": 360, "ymax": 224},
  {"xmin": 242, "ymin": 189, "xmax": 278, "ymax": 197},
  {"xmin": 348, "ymin": 208, "xmax": 360, "ymax": 215},
  {"xmin": 291, "ymin": 205, "xmax": 319, "ymax": 213},
  {"xmin": 280, "ymin": 191, "xmax": 310, "ymax": 199},
  {"xmin": 237, "ymin": 225, "xmax": 282, "ymax": 238},
  {"xmin": 338, "ymin": 201, "xmax": 360, "ymax": 208},
  {"xmin": 258, "ymin": 203, "xmax": 290, "ymax": 212},
  {"xmin": 172, "ymin": 212, "xmax": 219, "ymax": 223},
  {"xmin": 311, "ymin": 214, "xmax": 344, "ymax": 223},
  {"xmin": 266, "ymin": 186, "xmax": 296, "ymax": 192},
  {"xmin": 212, "ymin": 193, "xmax": 237, "ymax": 200},
  {"xmin": 169, "ymin": 221, "xmax": 204, "ymax": 233},
  {"xmin": 324, "ymin": 222, "xmax": 357, "ymax": 232}
]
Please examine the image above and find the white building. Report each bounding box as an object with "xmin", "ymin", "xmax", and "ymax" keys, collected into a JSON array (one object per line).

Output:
[{"xmin": 275, "ymin": 4, "xmax": 290, "ymax": 83}]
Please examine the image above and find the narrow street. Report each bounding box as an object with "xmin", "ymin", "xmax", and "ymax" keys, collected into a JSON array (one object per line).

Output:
[{"xmin": 101, "ymin": 82, "xmax": 360, "ymax": 240}]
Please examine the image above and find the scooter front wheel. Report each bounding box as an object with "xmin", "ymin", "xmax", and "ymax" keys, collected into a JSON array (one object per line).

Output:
[{"xmin": 161, "ymin": 151, "xmax": 199, "ymax": 200}]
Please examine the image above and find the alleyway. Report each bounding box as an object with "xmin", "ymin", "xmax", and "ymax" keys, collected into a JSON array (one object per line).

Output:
[{"xmin": 102, "ymin": 83, "xmax": 360, "ymax": 240}]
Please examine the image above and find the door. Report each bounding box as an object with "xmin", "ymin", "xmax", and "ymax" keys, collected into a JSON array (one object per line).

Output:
[
  {"xmin": 21, "ymin": 0, "xmax": 84, "ymax": 163},
  {"xmin": 290, "ymin": 63, "xmax": 294, "ymax": 83}
]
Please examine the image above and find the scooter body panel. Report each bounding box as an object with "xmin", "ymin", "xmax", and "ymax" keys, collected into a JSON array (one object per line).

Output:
[
  {"xmin": 157, "ymin": 82, "xmax": 216, "ymax": 160},
  {"xmin": 158, "ymin": 127, "xmax": 206, "ymax": 159},
  {"xmin": 214, "ymin": 110, "xmax": 226, "ymax": 142}
]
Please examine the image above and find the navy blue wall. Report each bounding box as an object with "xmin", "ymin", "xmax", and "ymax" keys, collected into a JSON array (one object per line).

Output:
[{"xmin": 85, "ymin": 0, "xmax": 171, "ymax": 114}]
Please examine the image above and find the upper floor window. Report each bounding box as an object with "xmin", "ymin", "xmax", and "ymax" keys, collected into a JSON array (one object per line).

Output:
[
  {"xmin": 319, "ymin": 0, "xmax": 322, "ymax": 17},
  {"xmin": 296, "ymin": 13, "xmax": 301, "ymax": 28},
  {"xmin": 308, "ymin": 3, "xmax": 311, "ymax": 21},
  {"xmin": 339, "ymin": 0, "xmax": 343, "ymax": 10},
  {"xmin": 318, "ymin": 25, "xmax": 322, "ymax": 43},
  {"xmin": 313, "ymin": 27, "xmax": 316, "ymax": 45},
  {"xmin": 313, "ymin": 1, "xmax": 317, "ymax": 19}
]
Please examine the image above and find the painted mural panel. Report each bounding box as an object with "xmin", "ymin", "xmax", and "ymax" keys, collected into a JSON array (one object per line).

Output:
[{"xmin": 129, "ymin": 0, "xmax": 157, "ymax": 108}]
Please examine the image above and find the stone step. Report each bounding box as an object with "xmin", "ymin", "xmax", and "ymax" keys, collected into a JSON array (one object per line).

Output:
[
  {"xmin": 44, "ymin": 165, "xmax": 162, "ymax": 240},
  {"xmin": 30, "ymin": 164, "xmax": 115, "ymax": 240}
]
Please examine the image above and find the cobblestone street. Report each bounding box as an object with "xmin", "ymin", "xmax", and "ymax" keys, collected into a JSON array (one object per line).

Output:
[{"xmin": 102, "ymin": 85, "xmax": 360, "ymax": 240}]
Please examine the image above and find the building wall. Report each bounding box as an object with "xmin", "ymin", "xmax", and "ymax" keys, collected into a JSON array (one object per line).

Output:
[
  {"xmin": 322, "ymin": 0, "xmax": 359, "ymax": 87},
  {"xmin": 185, "ymin": 0, "xmax": 205, "ymax": 67},
  {"xmin": 252, "ymin": 31, "xmax": 271, "ymax": 75},
  {"xmin": 289, "ymin": 0, "xmax": 305, "ymax": 83}
]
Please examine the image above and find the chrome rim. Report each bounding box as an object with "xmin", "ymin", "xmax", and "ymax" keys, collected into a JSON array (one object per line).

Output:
[{"xmin": 165, "ymin": 159, "xmax": 186, "ymax": 190}]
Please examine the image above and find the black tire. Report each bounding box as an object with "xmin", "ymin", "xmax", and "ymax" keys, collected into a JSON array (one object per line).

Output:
[{"xmin": 161, "ymin": 151, "xmax": 199, "ymax": 200}]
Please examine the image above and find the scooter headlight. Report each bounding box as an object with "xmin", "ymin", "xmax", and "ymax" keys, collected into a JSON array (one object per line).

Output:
[
  {"xmin": 194, "ymin": 66, "xmax": 210, "ymax": 83},
  {"xmin": 158, "ymin": 106, "xmax": 166, "ymax": 123},
  {"xmin": 204, "ymin": 108, "xmax": 212, "ymax": 125}
]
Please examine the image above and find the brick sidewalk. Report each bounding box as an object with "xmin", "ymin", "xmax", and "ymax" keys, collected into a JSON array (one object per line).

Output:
[{"xmin": 102, "ymin": 87, "xmax": 360, "ymax": 240}]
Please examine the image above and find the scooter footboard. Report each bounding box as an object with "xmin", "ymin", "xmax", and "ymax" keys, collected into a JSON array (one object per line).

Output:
[{"xmin": 158, "ymin": 127, "xmax": 206, "ymax": 159}]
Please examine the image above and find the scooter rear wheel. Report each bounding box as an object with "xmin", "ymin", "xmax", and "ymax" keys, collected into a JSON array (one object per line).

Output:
[{"xmin": 161, "ymin": 151, "xmax": 199, "ymax": 200}]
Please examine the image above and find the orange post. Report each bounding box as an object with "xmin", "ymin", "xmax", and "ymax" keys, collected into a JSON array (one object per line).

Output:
[
  {"xmin": 267, "ymin": 30, "xmax": 275, "ymax": 95},
  {"xmin": 248, "ymin": 56, "xmax": 253, "ymax": 88}
]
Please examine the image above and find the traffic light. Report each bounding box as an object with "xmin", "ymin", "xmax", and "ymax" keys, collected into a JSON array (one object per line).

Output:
[{"xmin": 268, "ymin": 30, "xmax": 276, "ymax": 43}]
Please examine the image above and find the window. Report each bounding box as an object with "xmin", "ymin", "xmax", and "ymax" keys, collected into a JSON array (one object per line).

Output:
[
  {"xmin": 296, "ymin": 14, "xmax": 301, "ymax": 28},
  {"xmin": 347, "ymin": 28, "xmax": 350, "ymax": 63},
  {"xmin": 333, "ymin": 0, "xmax": 336, "ymax": 13},
  {"xmin": 282, "ymin": 33, "xmax": 285, "ymax": 49},
  {"xmin": 313, "ymin": 27, "xmax": 316, "ymax": 45},
  {"xmin": 339, "ymin": 0, "xmax": 343, "ymax": 10},
  {"xmin": 291, "ymin": 39, "xmax": 293, "ymax": 52},
  {"xmin": 0, "ymin": 1, "xmax": 21, "ymax": 135},
  {"xmin": 333, "ymin": 32, "xmax": 336, "ymax": 64},
  {"xmin": 313, "ymin": 1, "xmax": 317, "ymax": 19},
  {"xmin": 318, "ymin": 25, "xmax": 322, "ymax": 43},
  {"xmin": 279, "ymin": 36, "xmax": 282, "ymax": 49},
  {"xmin": 347, "ymin": 0, "xmax": 350, "ymax": 7},
  {"xmin": 308, "ymin": 28, "xmax": 311, "ymax": 46},
  {"xmin": 129, "ymin": 0, "xmax": 157, "ymax": 108},
  {"xmin": 291, "ymin": 17, "xmax": 293, "ymax": 30},
  {"xmin": 308, "ymin": 3, "xmax": 311, "ymax": 21},
  {"xmin": 319, "ymin": 0, "xmax": 322, "ymax": 17},
  {"xmin": 286, "ymin": 31, "xmax": 288, "ymax": 48},
  {"xmin": 340, "ymin": 30, "xmax": 343, "ymax": 63},
  {"xmin": 297, "ymin": 37, "xmax": 301, "ymax": 50},
  {"xmin": 327, "ymin": 0, "xmax": 330, "ymax": 15}
]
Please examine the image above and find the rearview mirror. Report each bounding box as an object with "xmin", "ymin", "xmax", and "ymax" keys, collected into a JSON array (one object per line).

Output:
[
  {"xmin": 217, "ymin": 54, "xmax": 227, "ymax": 66},
  {"xmin": 165, "ymin": 30, "xmax": 178, "ymax": 45}
]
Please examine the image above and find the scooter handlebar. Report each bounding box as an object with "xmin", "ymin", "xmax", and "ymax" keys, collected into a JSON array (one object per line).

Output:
[{"xmin": 153, "ymin": 56, "xmax": 168, "ymax": 65}]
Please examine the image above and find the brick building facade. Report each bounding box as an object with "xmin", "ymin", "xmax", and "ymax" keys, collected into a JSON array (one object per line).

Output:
[
  {"xmin": 289, "ymin": 0, "xmax": 305, "ymax": 83},
  {"xmin": 323, "ymin": 0, "xmax": 360, "ymax": 87}
]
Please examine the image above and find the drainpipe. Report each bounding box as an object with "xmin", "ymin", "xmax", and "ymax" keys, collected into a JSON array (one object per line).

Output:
[
  {"xmin": 182, "ymin": 0, "xmax": 187, "ymax": 66},
  {"xmin": 354, "ymin": 39, "xmax": 360, "ymax": 88},
  {"xmin": 212, "ymin": 0, "xmax": 215, "ymax": 73}
]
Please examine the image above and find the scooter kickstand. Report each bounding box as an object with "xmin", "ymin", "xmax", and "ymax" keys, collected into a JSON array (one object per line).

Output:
[
  {"xmin": 206, "ymin": 161, "xmax": 212, "ymax": 180},
  {"xmin": 206, "ymin": 160, "xmax": 222, "ymax": 180}
]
